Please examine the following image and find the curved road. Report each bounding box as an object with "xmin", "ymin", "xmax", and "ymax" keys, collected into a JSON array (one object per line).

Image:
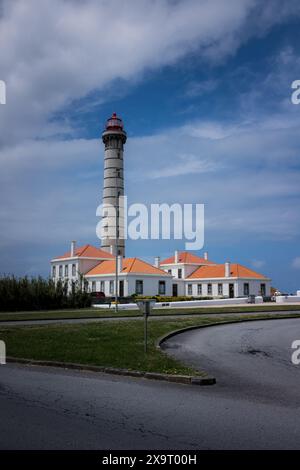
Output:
[
  {"xmin": 164, "ymin": 318, "xmax": 300, "ymax": 404},
  {"xmin": 1, "ymin": 318, "xmax": 300, "ymax": 449}
]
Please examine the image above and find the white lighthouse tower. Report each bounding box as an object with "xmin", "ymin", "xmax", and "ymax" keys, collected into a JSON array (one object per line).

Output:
[{"xmin": 101, "ymin": 112, "xmax": 127, "ymax": 257}]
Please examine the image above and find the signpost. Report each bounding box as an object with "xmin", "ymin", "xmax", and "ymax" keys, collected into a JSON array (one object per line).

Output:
[{"xmin": 136, "ymin": 300, "xmax": 156, "ymax": 353}]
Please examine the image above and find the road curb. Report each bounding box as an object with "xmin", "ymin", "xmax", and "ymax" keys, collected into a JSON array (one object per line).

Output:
[{"xmin": 6, "ymin": 356, "xmax": 215, "ymax": 386}]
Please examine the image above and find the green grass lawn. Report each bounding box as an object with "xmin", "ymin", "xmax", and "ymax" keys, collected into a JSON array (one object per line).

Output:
[
  {"xmin": 1, "ymin": 313, "xmax": 300, "ymax": 376},
  {"xmin": 0, "ymin": 303, "xmax": 300, "ymax": 322}
]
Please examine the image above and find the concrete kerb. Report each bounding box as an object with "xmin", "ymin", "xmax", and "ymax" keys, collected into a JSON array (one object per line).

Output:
[{"xmin": 6, "ymin": 356, "xmax": 213, "ymax": 386}]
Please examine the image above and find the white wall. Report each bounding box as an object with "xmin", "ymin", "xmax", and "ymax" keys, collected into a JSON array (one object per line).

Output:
[
  {"xmin": 51, "ymin": 260, "xmax": 79, "ymax": 282},
  {"xmin": 184, "ymin": 279, "xmax": 271, "ymax": 298},
  {"xmin": 86, "ymin": 274, "xmax": 173, "ymax": 297},
  {"xmin": 126, "ymin": 276, "xmax": 172, "ymax": 296},
  {"xmin": 161, "ymin": 263, "xmax": 200, "ymax": 279},
  {"xmin": 276, "ymin": 295, "xmax": 300, "ymax": 303},
  {"xmin": 236, "ymin": 279, "xmax": 271, "ymax": 297}
]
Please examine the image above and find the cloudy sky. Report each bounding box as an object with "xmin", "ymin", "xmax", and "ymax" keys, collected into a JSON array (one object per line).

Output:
[{"xmin": 0, "ymin": 0, "xmax": 300, "ymax": 291}]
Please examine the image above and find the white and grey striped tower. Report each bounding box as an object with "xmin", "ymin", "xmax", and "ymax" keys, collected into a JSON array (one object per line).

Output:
[{"xmin": 101, "ymin": 113, "xmax": 127, "ymax": 257}]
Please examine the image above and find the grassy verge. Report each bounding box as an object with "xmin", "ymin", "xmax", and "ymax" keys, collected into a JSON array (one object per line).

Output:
[
  {"xmin": 1, "ymin": 313, "xmax": 300, "ymax": 376},
  {"xmin": 0, "ymin": 304, "xmax": 300, "ymax": 322}
]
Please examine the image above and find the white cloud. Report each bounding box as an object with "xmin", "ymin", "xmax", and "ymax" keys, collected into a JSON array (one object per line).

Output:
[
  {"xmin": 1, "ymin": 0, "xmax": 299, "ymax": 147},
  {"xmin": 251, "ymin": 259, "xmax": 266, "ymax": 269},
  {"xmin": 148, "ymin": 153, "xmax": 218, "ymax": 178},
  {"xmin": 292, "ymin": 257, "xmax": 300, "ymax": 269}
]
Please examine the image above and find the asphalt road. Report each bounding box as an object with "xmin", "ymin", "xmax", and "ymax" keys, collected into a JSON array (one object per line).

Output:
[
  {"xmin": 1, "ymin": 318, "xmax": 300, "ymax": 449},
  {"xmin": 164, "ymin": 317, "xmax": 300, "ymax": 405}
]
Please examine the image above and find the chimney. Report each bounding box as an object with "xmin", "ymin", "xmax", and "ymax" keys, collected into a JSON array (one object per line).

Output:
[
  {"xmin": 154, "ymin": 256, "xmax": 160, "ymax": 268},
  {"xmin": 225, "ymin": 262, "xmax": 231, "ymax": 278},
  {"xmin": 174, "ymin": 250, "xmax": 179, "ymax": 264},
  {"xmin": 204, "ymin": 251, "xmax": 208, "ymax": 261},
  {"xmin": 71, "ymin": 240, "xmax": 76, "ymax": 257},
  {"xmin": 110, "ymin": 245, "xmax": 114, "ymax": 255},
  {"xmin": 117, "ymin": 255, "xmax": 123, "ymax": 274}
]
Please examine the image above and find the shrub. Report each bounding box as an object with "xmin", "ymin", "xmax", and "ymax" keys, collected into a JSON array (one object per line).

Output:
[{"xmin": 0, "ymin": 275, "xmax": 91, "ymax": 312}]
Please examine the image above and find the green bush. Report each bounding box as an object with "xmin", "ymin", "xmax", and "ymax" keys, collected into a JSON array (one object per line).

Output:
[{"xmin": 0, "ymin": 276, "xmax": 91, "ymax": 312}]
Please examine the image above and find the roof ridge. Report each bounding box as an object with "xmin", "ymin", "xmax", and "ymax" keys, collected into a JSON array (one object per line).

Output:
[
  {"xmin": 78, "ymin": 244, "xmax": 90, "ymax": 256},
  {"xmin": 128, "ymin": 257, "xmax": 136, "ymax": 273}
]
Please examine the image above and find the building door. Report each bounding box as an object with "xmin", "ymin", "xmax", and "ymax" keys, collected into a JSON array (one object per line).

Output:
[
  {"xmin": 172, "ymin": 284, "xmax": 178, "ymax": 297},
  {"xmin": 229, "ymin": 283, "xmax": 234, "ymax": 298},
  {"xmin": 119, "ymin": 280, "xmax": 124, "ymax": 297}
]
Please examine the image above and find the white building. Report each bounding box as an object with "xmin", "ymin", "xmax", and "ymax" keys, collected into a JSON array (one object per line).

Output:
[
  {"xmin": 50, "ymin": 242, "xmax": 114, "ymax": 285},
  {"xmin": 51, "ymin": 241, "xmax": 173, "ymax": 297},
  {"xmin": 50, "ymin": 112, "xmax": 272, "ymax": 299},
  {"xmin": 51, "ymin": 244, "xmax": 271, "ymax": 298}
]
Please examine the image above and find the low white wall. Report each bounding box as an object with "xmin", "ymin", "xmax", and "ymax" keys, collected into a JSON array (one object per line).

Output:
[
  {"xmin": 276, "ymin": 295, "xmax": 300, "ymax": 303},
  {"xmin": 93, "ymin": 296, "xmax": 264, "ymax": 310}
]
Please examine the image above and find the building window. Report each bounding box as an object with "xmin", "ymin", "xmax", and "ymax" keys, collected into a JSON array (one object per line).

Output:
[
  {"xmin": 158, "ymin": 281, "xmax": 166, "ymax": 295},
  {"xmin": 197, "ymin": 284, "xmax": 202, "ymax": 295},
  {"xmin": 100, "ymin": 280, "xmax": 105, "ymax": 293},
  {"xmin": 59, "ymin": 265, "xmax": 63, "ymax": 277},
  {"xmin": 72, "ymin": 264, "xmax": 76, "ymax": 276},
  {"xmin": 208, "ymin": 283, "xmax": 212, "ymax": 295},
  {"xmin": 244, "ymin": 283, "xmax": 249, "ymax": 296},
  {"xmin": 260, "ymin": 283, "xmax": 266, "ymax": 296},
  {"xmin": 178, "ymin": 269, "xmax": 182, "ymax": 279},
  {"xmin": 187, "ymin": 284, "xmax": 192, "ymax": 295},
  {"xmin": 218, "ymin": 284, "xmax": 223, "ymax": 295},
  {"xmin": 64, "ymin": 265, "xmax": 69, "ymax": 277},
  {"xmin": 52, "ymin": 266, "xmax": 56, "ymax": 278},
  {"xmin": 109, "ymin": 280, "xmax": 114, "ymax": 295},
  {"xmin": 135, "ymin": 280, "xmax": 143, "ymax": 295},
  {"xmin": 92, "ymin": 281, "xmax": 96, "ymax": 292},
  {"xmin": 168, "ymin": 269, "xmax": 172, "ymax": 275}
]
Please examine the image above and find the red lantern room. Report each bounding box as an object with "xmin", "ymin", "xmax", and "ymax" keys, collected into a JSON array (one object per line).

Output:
[{"xmin": 105, "ymin": 112, "xmax": 124, "ymax": 131}]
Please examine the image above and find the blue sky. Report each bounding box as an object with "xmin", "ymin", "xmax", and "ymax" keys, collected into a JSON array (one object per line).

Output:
[{"xmin": 0, "ymin": 0, "xmax": 300, "ymax": 292}]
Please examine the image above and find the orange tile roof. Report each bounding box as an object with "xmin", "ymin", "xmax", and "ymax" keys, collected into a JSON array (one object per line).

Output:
[
  {"xmin": 54, "ymin": 244, "xmax": 114, "ymax": 260},
  {"xmin": 161, "ymin": 251, "xmax": 215, "ymax": 265},
  {"xmin": 86, "ymin": 257, "xmax": 170, "ymax": 276},
  {"xmin": 187, "ymin": 263, "xmax": 268, "ymax": 280}
]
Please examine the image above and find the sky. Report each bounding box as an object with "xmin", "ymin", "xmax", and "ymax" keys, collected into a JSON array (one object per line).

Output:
[{"xmin": 0, "ymin": 0, "xmax": 300, "ymax": 292}]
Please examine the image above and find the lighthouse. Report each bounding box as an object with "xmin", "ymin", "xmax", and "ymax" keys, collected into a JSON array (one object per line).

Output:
[{"xmin": 101, "ymin": 112, "xmax": 127, "ymax": 257}]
